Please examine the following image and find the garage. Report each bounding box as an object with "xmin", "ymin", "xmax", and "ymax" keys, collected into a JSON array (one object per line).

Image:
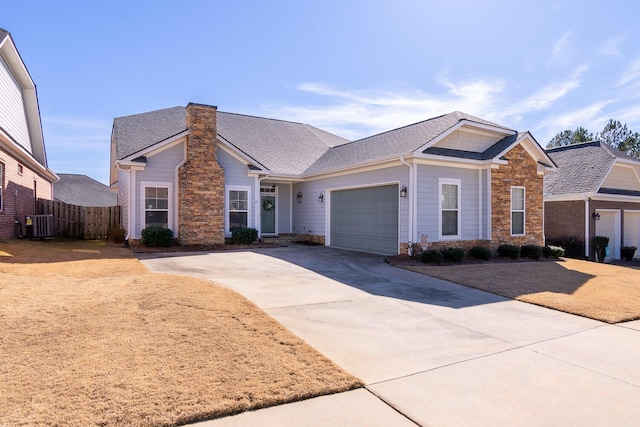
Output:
[
  {"xmin": 595, "ymin": 210, "xmax": 621, "ymax": 260},
  {"xmin": 624, "ymin": 211, "xmax": 640, "ymax": 258},
  {"xmin": 329, "ymin": 184, "xmax": 399, "ymax": 254}
]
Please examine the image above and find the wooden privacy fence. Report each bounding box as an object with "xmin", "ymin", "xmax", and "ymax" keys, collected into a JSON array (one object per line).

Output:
[{"xmin": 37, "ymin": 199, "xmax": 121, "ymax": 240}]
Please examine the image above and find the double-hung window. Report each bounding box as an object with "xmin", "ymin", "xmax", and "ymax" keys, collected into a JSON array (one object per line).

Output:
[
  {"xmin": 227, "ymin": 187, "xmax": 250, "ymax": 233},
  {"xmin": 439, "ymin": 178, "xmax": 461, "ymax": 239},
  {"xmin": 144, "ymin": 186, "xmax": 169, "ymax": 228},
  {"xmin": 511, "ymin": 187, "xmax": 525, "ymax": 235}
]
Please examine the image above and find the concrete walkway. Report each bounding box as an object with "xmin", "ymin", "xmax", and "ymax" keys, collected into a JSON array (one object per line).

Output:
[{"xmin": 139, "ymin": 245, "xmax": 640, "ymax": 426}]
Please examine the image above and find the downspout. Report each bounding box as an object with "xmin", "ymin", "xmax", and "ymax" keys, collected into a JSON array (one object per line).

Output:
[
  {"xmin": 585, "ymin": 195, "xmax": 590, "ymax": 258},
  {"xmin": 400, "ymin": 156, "xmax": 414, "ymax": 249}
]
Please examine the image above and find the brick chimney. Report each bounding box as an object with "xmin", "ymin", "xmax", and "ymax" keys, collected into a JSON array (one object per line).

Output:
[{"xmin": 178, "ymin": 103, "xmax": 225, "ymax": 245}]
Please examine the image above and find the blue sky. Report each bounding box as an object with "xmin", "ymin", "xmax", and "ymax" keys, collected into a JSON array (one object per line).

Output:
[{"xmin": 4, "ymin": 1, "xmax": 640, "ymax": 184}]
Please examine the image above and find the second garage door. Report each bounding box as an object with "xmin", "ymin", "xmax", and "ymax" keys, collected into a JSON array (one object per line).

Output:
[{"xmin": 330, "ymin": 185, "xmax": 399, "ymax": 254}]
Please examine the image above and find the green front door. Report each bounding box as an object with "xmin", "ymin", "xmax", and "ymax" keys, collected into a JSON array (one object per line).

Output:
[{"xmin": 261, "ymin": 195, "xmax": 276, "ymax": 235}]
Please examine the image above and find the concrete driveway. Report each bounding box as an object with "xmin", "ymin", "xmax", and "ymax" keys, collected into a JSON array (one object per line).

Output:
[{"xmin": 139, "ymin": 245, "xmax": 640, "ymax": 426}]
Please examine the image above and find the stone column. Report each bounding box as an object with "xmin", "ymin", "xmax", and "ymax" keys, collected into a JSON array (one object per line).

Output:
[{"xmin": 178, "ymin": 103, "xmax": 225, "ymax": 245}]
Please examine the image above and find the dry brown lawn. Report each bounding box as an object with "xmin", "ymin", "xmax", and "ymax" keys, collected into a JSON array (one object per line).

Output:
[
  {"xmin": 390, "ymin": 255, "xmax": 640, "ymax": 324},
  {"xmin": 0, "ymin": 239, "xmax": 361, "ymax": 427}
]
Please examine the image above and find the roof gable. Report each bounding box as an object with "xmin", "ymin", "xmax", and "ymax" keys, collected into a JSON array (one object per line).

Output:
[
  {"xmin": 544, "ymin": 141, "xmax": 640, "ymax": 196},
  {"xmin": 304, "ymin": 111, "xmax": 511, "ymax": 174},
  {"xmin": 0, "ymin": 28, "xmax": 48, "ymax": 169}
]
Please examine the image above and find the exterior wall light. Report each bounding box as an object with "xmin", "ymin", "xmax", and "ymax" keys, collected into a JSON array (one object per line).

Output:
[
  {"xmin": 296, "ymin": 191, "xmax": 303, "ymax": 203},
  {"xmin": 318, "ymin": 193, "xmax": 324, "ymax": 203},
  {"xmin": 400, "ymin": 185, "xmax": 407, "ymax": 197},
  {"xmin": 592, "ymin": 212, "xmax": 601, "ymax": 221}
]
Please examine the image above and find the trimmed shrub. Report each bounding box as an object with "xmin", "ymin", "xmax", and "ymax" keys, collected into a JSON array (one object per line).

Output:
[
  {"xmin": 140, "ymin": 226, "xmax": 174, "ymax": 247},
  {"xmin": 543, "ymin": 245, "xmax": 565, "ymax": 258},
  {"xmin": 231, "ymin": 227, "xmax": 258, "ymax": 244},
  {"xmin": 621, "ymin": 246, "xmax": 637, "ymax": 261},
  {"xmin": 593, "ymin": 235, "xmax": 610, "ymax": 263},
  {"xmin": 497, "ymin": 244, "xmax": 520, "ymax": 260},
  {"xmin": 468, "ymin": 246, "xmax": 491, "ymax": 261},
  {"xmin": 441, "ymin": 247, "xmax": 465, "ymax": 262},
  {"xmin": 546, "ymin": 237, "xmax": 583, "ymax": 259},
  {"xmin": 521, "ymin": 245, "xmax": 543, "ymax": 260},
  {"xmin": 420, "ymin": 249, "xmax": 443, "ymax": 265}
]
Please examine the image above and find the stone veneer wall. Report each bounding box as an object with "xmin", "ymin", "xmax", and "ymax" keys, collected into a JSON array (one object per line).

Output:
[
  {"xmin": 177, "ymin": 103, "xmax": 225, "ymax": 245},
  {"xmin": 491, "ymin": 144, "xmax": 544, "ymax": 249}
]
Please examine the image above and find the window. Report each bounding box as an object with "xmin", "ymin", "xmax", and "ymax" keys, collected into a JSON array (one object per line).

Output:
[
  {"xmin": 228, "ymin": 188, "xmax": 249, "ymax": 232},
  {"xmin": 439, "ymin": 178, "xmax": 461, "ymax": 239},
  {"xmin": 0, "ymin": 163, "xmax": 3, "ymax": 211},
  {"xmin": 144, "ymin": 186, "xmax": 169, "ymax": 228},
  {"xmin": 18, "ymin": 164, "xmax": 23, "ymax": 175},
  {"xmin": 511, "ymin": 187, "xmax": 525, "ymax": 235}
]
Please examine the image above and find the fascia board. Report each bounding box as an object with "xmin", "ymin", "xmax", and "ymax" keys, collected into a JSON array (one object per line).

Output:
[
  {"xmin": 120, "ymin": 130, "xmax": 188, "ymax": 162},
  {"xmin": 301, "ymin": 154, "xmax": 407, "ymax": 179},
  {"xmin": 0, "ymin": 129, "xmax": 56, "ymax": 181},
  {"xmin": 544, "ymin": 193, "xmax": 592, "ymax": 202}
]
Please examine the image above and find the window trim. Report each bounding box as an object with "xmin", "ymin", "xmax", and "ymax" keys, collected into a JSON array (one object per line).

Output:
[
  {"xmin": 140, "ymin": 181, "xmax": 172, "ymax": 230},
  {"xmin": 511, "ymin": 186, "xmax": 526, "ymax": 236},
  {"xmin": 225, "ymin": 185, "xmax": 252, "ymax": 235},
  {"xmin": 438, "ymin": 178, "xmax": 461, "ymax": 240}
]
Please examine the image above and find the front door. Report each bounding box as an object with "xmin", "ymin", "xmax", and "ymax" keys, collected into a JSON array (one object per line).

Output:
[{"xmin": 260, "ymin": 191, "xmax": 277, "ymax": 235}]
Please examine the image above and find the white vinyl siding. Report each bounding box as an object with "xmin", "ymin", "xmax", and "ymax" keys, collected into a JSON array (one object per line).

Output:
[
  {"xmin": 439, "ymin": 178, "xmax": 461, "ymax": 240},
  {"xmin": 0, "ymin": 54, "xmax": 31, "ymax": 153},
  {"xmin": 416, "ymin": 165, "xmax": 482, "ymax": 243},
  {"xmin": 511, "ymin": 187, "xmax": 525, "ymax": 236},
  {"xmin": 601, "ymin": 165, "xmax": 640, "ymax": 192},
  {"xmin": 134, "ymin": 143, "xmax": 184, "ymax": 236},
  {"xmin": 118, "ymin": 169, "xmax": 130, "ymax": 236}
]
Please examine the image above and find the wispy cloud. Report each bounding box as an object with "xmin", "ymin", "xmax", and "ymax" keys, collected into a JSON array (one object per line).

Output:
[
  {"xmin": 514, "ymin": 65, "xmax": 588, "ymax": 113},
  {"xmin": 271, "ymin": 78, "xmax": 508, "ymax": 139},
  {"xmin": 547, "ymin": 31, "xmax": 573, "ymax": 68},
  {"xmin": 598, "ymin": 34, "xmax": 629, "ymax": 56},
  {"xmin": 617, "ymin": 57, "xmax": 640, "ymax": 87},
  {"xmin": 534, "ymin": 101, "xmax": 611, "ymax": 142}
]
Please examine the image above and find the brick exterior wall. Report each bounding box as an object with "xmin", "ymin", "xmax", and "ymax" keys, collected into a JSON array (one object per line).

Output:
[
  {"xmin": 177, "ymin": 103, "xmax": 225, "ymax": 245},
  {"xmin": 0, "ymin": 146, "xmax": 53, "ymax": 239},
  {"xmin": 544, "ymin": 200, "xmax": 586, "ymax": 257},
  {"xmin": 296, "ymin": 234, "xmax": 326, "ymax": 245},
  {"xmin": 491, "ymin": 144, "xmax": 544, "ymax": 249}
]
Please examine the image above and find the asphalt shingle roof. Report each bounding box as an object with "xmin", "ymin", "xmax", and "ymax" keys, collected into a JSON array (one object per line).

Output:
[
  {"xmin": 544, "ymin": 141, "xmax": 637, "ymax": 195},
  {"xmin": 303, "ymin": 111, "xmax": 513, "ymax": 174},
  {"xmin": 113, "ymin": 107, "xmax": 187, "ymax": 160},
  {"xmin": 112, "ymin": 107, "xmax": 526, "ymax": 176},
  {"xmin": 54, "ymin": 174, "xmax": 117, "ymax": 207},
  {"xmin": 217, "ymin": 112, "xmax": 348, "ymax": 175}
]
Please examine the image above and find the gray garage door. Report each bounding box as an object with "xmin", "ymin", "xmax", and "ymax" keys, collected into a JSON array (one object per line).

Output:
[{"xmin": 330, "ymin": 185, "xmax": 399, "ymax": 254}]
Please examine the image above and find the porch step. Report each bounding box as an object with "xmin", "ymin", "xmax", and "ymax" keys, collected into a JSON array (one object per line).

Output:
[{"xmin": 260, "ymin": 235, "xmax": 299, "ymax": 245}]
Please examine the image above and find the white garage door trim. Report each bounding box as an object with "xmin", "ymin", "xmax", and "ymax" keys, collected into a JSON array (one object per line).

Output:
[
  {"xmin": 327, "ymin": 182, "xmax": 400, "ymax": 254},
  {"xmin": 624, "ymin": 210, "xmax": 640, "ymax": 258},
  {"xmin": 595, "ymin": 209, "xmax": 621, "ymax": 260}
]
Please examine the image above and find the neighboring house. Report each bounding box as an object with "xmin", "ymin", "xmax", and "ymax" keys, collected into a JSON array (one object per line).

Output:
[
  {"xmin": 110, "ymin": 103, "xmax": 556, "ymax": 254},
  {"xmin": 0, "ymin": 29, "xmax": 57, "ymax": 239},
  {"xmin": 545, "ymin": 141, "xmax": 640, "ymax": 260},
  {"xmin": 54, "ymin": 174, "xmax": 117, "ymax": 207}
]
